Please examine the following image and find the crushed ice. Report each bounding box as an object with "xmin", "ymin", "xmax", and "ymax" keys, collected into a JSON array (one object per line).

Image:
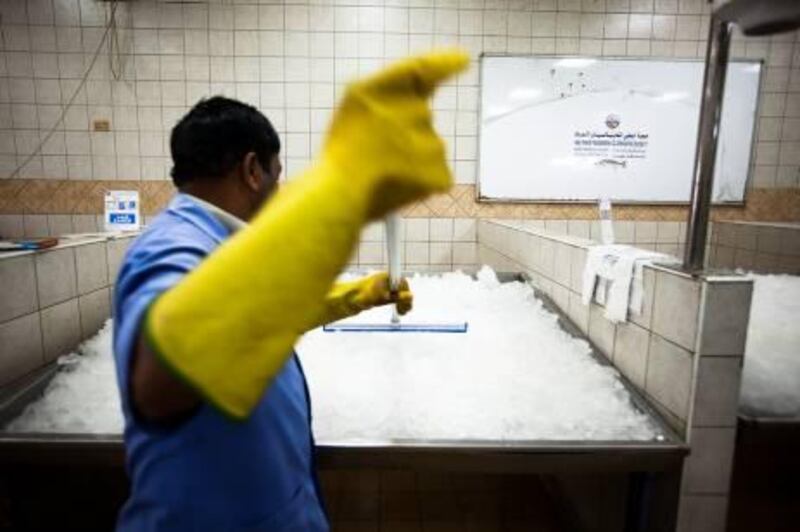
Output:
[
  {"xmin": 739, "ymin": 273, "xmax": 800, "ymax": 418},
  {"xmin": 7, "ymin": 267, "xmax": 663, "ymax": 441}
]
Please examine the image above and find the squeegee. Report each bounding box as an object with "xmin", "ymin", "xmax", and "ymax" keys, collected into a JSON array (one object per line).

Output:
[{"xmin": 323, "ymin": 213, "xmax": 468, "ymax": 333}]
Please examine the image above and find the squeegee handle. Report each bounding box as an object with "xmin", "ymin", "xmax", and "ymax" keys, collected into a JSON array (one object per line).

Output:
[
  {"xmin": 385, "ymin": 213, "xmax": 402, "ymax": 290},
  {"xmin": 385, "ymin": 213, "xmax": 403, "ymax": 324}
]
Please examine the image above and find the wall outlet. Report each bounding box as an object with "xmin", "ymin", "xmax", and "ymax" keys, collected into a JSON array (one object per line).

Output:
[{"xmin": 93, "ymin": 119, "xmax": 111, "ymax": 132}]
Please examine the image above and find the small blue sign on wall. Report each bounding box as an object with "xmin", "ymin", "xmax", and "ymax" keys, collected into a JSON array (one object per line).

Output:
[
  {"xmin": 105, "ymin": 191, "xmax": 140, "ymax": 232},
  {"xmin": 109, "ymin": 213, "xmax": 137, "ymax": 224}
]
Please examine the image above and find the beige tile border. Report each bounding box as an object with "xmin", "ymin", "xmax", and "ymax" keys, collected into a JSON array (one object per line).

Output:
[{"xmin": 1, "ymin": 180, "xmax": 800, "ymax": 221}]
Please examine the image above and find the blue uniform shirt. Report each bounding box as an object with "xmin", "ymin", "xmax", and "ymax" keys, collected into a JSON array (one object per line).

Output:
[{"xmin": 113, "ymin": 194, "xmax": 329, "ymax": 531}]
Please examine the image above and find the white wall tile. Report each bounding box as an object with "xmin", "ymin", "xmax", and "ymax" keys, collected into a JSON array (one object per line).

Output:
[
  {"xmin": 78, "ymin": 287, "xmax": 111, "ymax": 338},
  {"xmin": 553, "ymin": 243, "xmax": 572, "ymax": 287},
  {"xmin": 405, "ymin": 218, "xmax": 430, "ymax": 242},
  {"xmin": 699, "ymin": 281, "xmax": 752, "ymax": 356},
  {"xmin": 12, "ymin": 105, "xmax": 38, "ymax": 129},
  {"xmin": 430, "ymin": 218, "xmax": 454, "ymax": 242},
  {"xmin": 0, "ymin": 313, "xmax": 43, "ymax": 387},
  {"xmin": 566, "ymin": 220, "xmax": 591, "ymax": 240},
  {"xmin": 656, "ymin": 221, "xmax": 681, "ymax": 243},
  {"xmin": 4, "ymin": 26, "xmax": 31, "ymax": 52},
  {"xmin": 40, "ymin": 298, "xmax": 80, "ymax": 362},
  {"xmin": 430, "ymin": 242, "xmax": 453, "ymax": 265},
  {"xmin": 287, "ymin": 6, "xmax": 310, "ymax": 32},
  {"xmin": 405, "ymin": 242, "xmax": 429, "ymax": 263},
  {"xmin": 589, "ymin": 303, "xmax": 616, "ymax": 357},
  {"xmin": 652, "ymin": 270, "xmax": 700, "ymax": 351},
  {"xmin": 0, "ymin": 255, "xmax": 38, "ymax": 323},
  {"xmin": 646, "ymin": 333, "xmax": 693, "ymax": 420},
  {"xmin": 614, "ymin": 322, "xmax": 650, "ymax": 388},
  {"xmin": 682, "ymin": 427, "xmax": 736, "ymax": 494},
  {"xmin": 47, "ymin": 215, "xmax": 72, "ymax": 236},
  {"xmin": 568, "ymin": 291, "xmax": 590, "ymax": 334},
  {"xmin": 310, "ymin": 6, "xmax": 334, "ymax": 33},
  {"xmin": 511, "ymin": 12, "xmax": 535, "ymax": 37},
  {"xmin": 35, "ymin": 247, "xmax": 77, "ymax": 308},
  {"xmin": 233, "ymin": 5, "xmax": 258, "ymax": 31},
  {"xmin": 75, "ymin": 242, "xmax": 109, "ymax": 296},
  {"xmin": 184, "ymin": 5, "xmax": 208, "ymax": 30},
  {"xmin": 157, "ymin": 3, "xmax": 183, "ymax": 30},
  {"xmin": 634, "ymin": 221, "xmax": 658, "ymax": 243},
  {"xmin": 569, "ymin": 246, "xmax": 587, "ymax": 292},
  {"xmin": 158, "ymin": 29, "xmax": 184, "ymax": 55},
  {"xmin": 453, "ymin": 218, "xmax": 476, "ymax": 242},
  {"xmin": 0, "ymin": 215, "xmax": 25, "ymax": 238},
  {"xmin": 71, "ymin": 214, "xmax": 97, "ymax": 233},
  {"xmin": 54, "ymin": 0, "xmax": 80, "ymax": 26},
  {"xmin": 453, "ymin": 242, "xmax": 477, "ymax": 265},
  {"xmin": 693, "ymin": 356, "xmax": 741, "ymax": 428}
]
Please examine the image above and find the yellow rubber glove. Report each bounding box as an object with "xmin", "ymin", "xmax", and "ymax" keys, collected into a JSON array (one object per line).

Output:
[
  {"xmin": 145, "ymin": 50, "xmax": 469, "ymax": 420},
  {"xmin": 317, "ymin": 273, "xmax": 412, "ymax": 328}
]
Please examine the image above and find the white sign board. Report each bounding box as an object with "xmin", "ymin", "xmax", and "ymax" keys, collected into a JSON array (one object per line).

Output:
[
  {"xmin": 478, "ymin": 56, "xmax": 761, "ymax": 203},
  {"xmin": 104, "ymin": 190, "xmax": 140, "ymax": 232}
]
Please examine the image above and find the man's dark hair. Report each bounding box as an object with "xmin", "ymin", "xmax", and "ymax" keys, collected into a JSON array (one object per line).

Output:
[{"xmin": 170, "ymin": 96, "xmax": 281, "ymax": 187}]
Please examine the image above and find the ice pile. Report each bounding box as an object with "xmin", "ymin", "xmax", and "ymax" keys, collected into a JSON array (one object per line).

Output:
[
  {"xmin": 5, "ymin": 320, "xmax": 124, "ymax": 434},
  {"xmin": 5, "ymin": 268, "xmax": 662, "ymax": 441},
  {"xmin": 299, "ymin": 267, "xmax": 660, "ymax": 442},
  {"xmin": 740, "ymin": 273, "xmax": 800, "ymax": 418}
]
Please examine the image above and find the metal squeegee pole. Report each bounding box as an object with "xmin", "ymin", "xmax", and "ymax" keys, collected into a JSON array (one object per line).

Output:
[
  {"xmin": 385, "ymin": 213, "xmax": 402, "ymax": 324},
  {"xmin": 683, "ymin": 15, "xmax": 733, "ymax": 272}
]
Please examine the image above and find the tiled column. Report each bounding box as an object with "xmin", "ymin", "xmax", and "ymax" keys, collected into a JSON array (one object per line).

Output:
[
  {"xmin": 678, "ymin": 276, "xmax": 752, "ymax": 532},
  {"xmin": 477, "ymin": 220, "xmax": 755, "ymax": 532}
]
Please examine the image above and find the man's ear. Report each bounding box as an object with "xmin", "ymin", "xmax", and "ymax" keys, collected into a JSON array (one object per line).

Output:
[{"xmin": 241, "ymin": 152, "xmax": 262, "ymax": 192}]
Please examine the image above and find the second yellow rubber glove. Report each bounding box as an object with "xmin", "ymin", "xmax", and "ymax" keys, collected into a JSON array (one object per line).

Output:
[
  {"xmin": 145, "ymin": 51, "xmax": 469, "ymax": 419},
  {"xmin": 316, "ymin": 273, "xmax": 412, "ymax": 328}
]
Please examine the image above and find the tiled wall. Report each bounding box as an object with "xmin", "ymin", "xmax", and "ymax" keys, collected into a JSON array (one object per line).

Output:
[
  {"xmin": 0, "ymin": 233, "xmax": 133, "ymax": 389},
  {"xmin": 514, "ymin": 218, "xmax": 689, "ymax": 258},
  {"xmin": 477, "ymin": 219, "xmax": 752, "ymax": 532},
  {"xmin": 0, "ymin": 212, "xmax": 683, "ymax": 267},
  {"xmin": 353, "ymin": 217, "xmax": 479, "ymax": 272},
  {"xmin": 708, "ymin": 220, "xmax": 800, "ymax": 273},
  {"xmin": 0, "ymin": 0, "xmax": 799, "ymax": 222},
  {"xmin": 0, "ymin": 212, "xmax": 108, "ymax": 237},
  {"xmin": 1, "ymin": 179, "xmax": 799, "ymax": 224},
  {"xmin": 0, "ymin": 213, "xmax": 481, "ymax": 271}
]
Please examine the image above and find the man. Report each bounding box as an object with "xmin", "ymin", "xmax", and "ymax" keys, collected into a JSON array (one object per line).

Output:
[{"xmin": 113, "ymin": 52, "xmax": 467, "ymax": 531}]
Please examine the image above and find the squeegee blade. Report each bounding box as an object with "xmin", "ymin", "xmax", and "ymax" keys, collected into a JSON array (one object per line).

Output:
[{"xmin": 322, "ymin": 322, "xmax": 468, "ymax": 333}]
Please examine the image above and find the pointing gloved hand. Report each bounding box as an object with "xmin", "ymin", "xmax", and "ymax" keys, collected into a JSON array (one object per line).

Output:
[
  {"xmin": 317, "ymin": 273, "xmax": 412, "ymax": 328},
  {"xmin": 145, "ymin": 50, "xmax": 469, "ymax": 419},
  {"xmin": 322, "ymin": 52, "xmax": 469, "ymax": 219}
]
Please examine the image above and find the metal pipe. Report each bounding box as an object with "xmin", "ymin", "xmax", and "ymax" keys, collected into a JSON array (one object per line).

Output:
[
  {"xmin": 683, "ymin": 15, "xmax": 733, "ymax": 272},
  {"xmin": 716, "ymin": 0, "xmax": 800, "ymax": 37}
]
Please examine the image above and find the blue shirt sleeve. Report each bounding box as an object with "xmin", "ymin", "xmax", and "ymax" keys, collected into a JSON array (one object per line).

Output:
[{"xmin": 112, "ymin": 226, "xmax": 211, "ymax": 414}]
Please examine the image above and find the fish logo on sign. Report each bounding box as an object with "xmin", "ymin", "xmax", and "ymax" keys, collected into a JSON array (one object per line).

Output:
[
  {"xmin": 595, "ymin": 159, "xmax": 627, "ymax": 168},
  {"xmin": 605, "ymin": 114, "xmax": 621, "ymax": 130}
]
